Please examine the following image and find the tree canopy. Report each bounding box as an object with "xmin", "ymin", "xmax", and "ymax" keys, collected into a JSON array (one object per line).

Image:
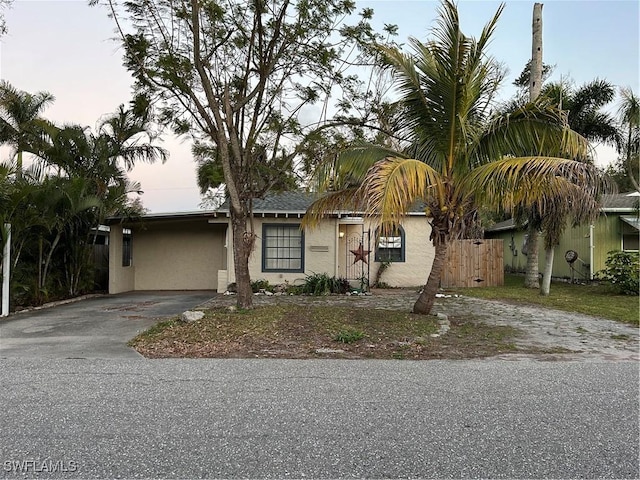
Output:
[{"xmin": 91, "ymin": 0, "xmax": 392, "ymax": 308}]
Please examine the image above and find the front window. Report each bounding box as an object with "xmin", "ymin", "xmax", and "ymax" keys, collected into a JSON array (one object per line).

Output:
[
  {"xmin": 375, "ymin": 226, "xmax": 405, "ymax": 262},
  {"xmin": 623, "ymin": 233, "xmax": 639, "ymax": 251},
  {"xmin": 122, "ymin": 229, "xmax": 132, "ymax": 267},
  {"xmin": 262, "ymin": 224, "xmax": 304, "ymax": 272}
]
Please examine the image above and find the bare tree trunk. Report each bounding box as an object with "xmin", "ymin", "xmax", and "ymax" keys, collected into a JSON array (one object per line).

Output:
[
  {"xmin": 413, "ymin": 242, "xmax": 448, "ymax": 315},
  {"xmin": 529, "ymin": 3, "xmax": 543, "ymax": 101},
  {"xmin": 524, "ymin": 227, "xmax": 540, "ymax": 289},
  {"xmin": 540, "ymin": 245, "xmax": 554, "ymax": 296},
  {"xmin": 525, "ymin": 3, "xmax": 543, "ymax": 290},
  {"xmin": 230, "ymin": 208, "xmax": 254, "ymax": 310},
  {"xmin": 531, "ymin": 2, "xmax": 556, "ymax": 293}
]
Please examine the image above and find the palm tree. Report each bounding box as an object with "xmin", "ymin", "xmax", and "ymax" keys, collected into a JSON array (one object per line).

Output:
[
  {"xmin": 517, "ymin": 79, "xmax": 618, "ymax": 290},
  {"xmin": 42, "ymin": 101, "xmax": 166, "ymax": 219},
  {"xmin": 304, "ymin": 0, "xmax": 603, "ymax": 314},
  {"xmin": 470, "ymin": 160, "xmax": 606, "ymax": 296},
  {"xmin": 0, "ymin": 81, "xmax": 54, "ymax": 177},
  {"xmin": 617, "ymin": 87, "xmax": 640, "ymax": 192},
  {"xmin": 95, "ymin": 101, "xmax": 167, "ymax": 172},
  {"xmin": 542, "ymin": 79, "xmax": 619, "ymax": 152}
]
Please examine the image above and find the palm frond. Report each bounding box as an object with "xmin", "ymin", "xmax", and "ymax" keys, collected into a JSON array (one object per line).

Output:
[
  {"xmin": 467, "ymin": 156, "xmax": 611, "ymax": 213},
  {"xmin": 310, "ymin": 143, "xmax": 405, "ymax": 192},
  {"xmin": 475, "ymin": 102, "xmax": 590, "ymax": 165},
  {"xmin": 302, "ymin": 188, "xmax": 363, "ymax": 228},
  {"xmin": 359, "ymin": 157, "xmax": 442, "ymax": 230}
]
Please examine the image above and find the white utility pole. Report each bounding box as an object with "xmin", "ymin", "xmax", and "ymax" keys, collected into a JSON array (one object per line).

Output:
[{"xmin": 2, "ymin": 223, "xmax": 10, "ymax": 317}]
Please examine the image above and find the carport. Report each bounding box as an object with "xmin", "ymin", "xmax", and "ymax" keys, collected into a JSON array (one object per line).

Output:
[{"xmin": 108, "ymin": 212, "xmax": 228, "ymax": 294}]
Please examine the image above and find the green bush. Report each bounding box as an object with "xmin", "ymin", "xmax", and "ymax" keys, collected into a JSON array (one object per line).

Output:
[
  {"xmin": 302, "ymin": 273, "xmax": 333, "ymax": 295},
  {"xmin": 596, "ymin": 251, "xmax": 639, "ymax": 295},
  {"xmin": 251, "ymin": 279, "xmax": 272, "ymax": 293},
  {"xmin": 302, "ymin": 273, "xmax": 351, "ymax": 295}
]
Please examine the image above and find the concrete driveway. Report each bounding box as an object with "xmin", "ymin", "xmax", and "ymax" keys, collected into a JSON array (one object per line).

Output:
[{"xmin": 0, "ymin": 291, "xmax": 214, "ymax": 359}]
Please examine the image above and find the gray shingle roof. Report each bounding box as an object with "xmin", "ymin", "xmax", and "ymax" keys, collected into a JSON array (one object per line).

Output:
[
  {"xmin": 220, "ymin": 191, "xmax": 426, "ymax": 214},
  {"xmin": 252, "ymin": 191, "xmax": 320, "ymax": 212},
  {"xmin": 217, "ymin": 191, "xmax": 319, "ymax": 213},
  {"xmin": 601, "ymin": 192, "xmax": 640, "ymax": 210}
]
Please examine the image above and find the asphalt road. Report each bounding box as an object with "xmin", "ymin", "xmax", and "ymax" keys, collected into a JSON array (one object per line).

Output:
[{"xmin": 0, "ymin": 358, "xmax": 637, "ymax": 479}]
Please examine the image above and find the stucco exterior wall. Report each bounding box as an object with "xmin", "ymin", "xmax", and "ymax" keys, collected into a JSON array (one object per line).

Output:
[
  {"xmin": 221, "ymin": 215, "xmax": 433, "ymax": 289},
  {"xmin": 367, "ymin": 217, "xmax": 433, "ymax": 288},
  {"xmin": 108, "ymin": 224, "xmax": 135, "ymax": 294},
  {"xmin": 244, "ymin": 217, "xmax": 336, "ymax": 286},
  {"xmin": 133, "ymin": 221, "xmax": 226, "ymax": 290}
]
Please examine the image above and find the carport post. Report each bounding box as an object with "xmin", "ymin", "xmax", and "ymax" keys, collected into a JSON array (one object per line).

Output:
[{"xmin": 2, "ymin": 223, "xmax": 10, "ymax": 317}]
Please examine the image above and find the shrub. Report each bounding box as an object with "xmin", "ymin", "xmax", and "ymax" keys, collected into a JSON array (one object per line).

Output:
[
  {"xmin": 333, "ymin": 277, "xmax": 351, "ymax": 294},
  {"xmin": 251, "ymin": 279, "xmax": 272, "ymax": 293},
  {"xmin": 334, "ymin": 328, "xmax": 365, "ymax": 344},
  {"xmin": 596, "ymin": 251, "xmax": 639, "ymax": 295},
  {"xmin": 302, "ymin": 273, "xmax": 351, "ymax": 295},
  {"xmin": 302, "ymin": 273, "xmax": 333, "ymax": 295}
]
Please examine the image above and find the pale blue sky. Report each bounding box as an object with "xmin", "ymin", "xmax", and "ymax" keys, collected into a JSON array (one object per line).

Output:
[{"xmin": 1, "ymin": 0, "xmax": 638, "ymax": 212}]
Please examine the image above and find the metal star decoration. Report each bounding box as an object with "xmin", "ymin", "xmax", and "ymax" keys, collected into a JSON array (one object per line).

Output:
[{"xmin": 350, "ymin": 243, "xmax": 371, "ymax": 264}]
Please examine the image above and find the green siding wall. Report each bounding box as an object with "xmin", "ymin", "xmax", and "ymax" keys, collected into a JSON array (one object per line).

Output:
[{"xmin": 487, "ymin": 213, "xmax": 631, "ymax": 280}]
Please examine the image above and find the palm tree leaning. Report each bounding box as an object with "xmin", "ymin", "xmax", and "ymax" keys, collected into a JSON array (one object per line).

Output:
[{"xmin": 304, "ymin": 0, "xmax": 604, "ymax": 315}]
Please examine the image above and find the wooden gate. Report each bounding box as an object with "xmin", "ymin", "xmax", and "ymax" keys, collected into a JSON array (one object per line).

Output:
[{"xmin": 441, "ymin": 239, "xmax": 503, "ymax": 287}]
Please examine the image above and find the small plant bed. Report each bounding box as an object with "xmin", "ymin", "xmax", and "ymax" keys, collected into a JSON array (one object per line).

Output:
[{"xmin": 129, "ymin": 304, "xmax": 564, "ymax": 360}]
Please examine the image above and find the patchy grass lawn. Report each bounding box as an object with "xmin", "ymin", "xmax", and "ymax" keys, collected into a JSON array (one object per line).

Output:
[
  {"xmin": 447, "ymin": 275, "xmax": 639, "ymax": 326},
  {"xmin": 129, "ymin": 304, "xmax": 560, "ymax": 360},
  {"xmin": 130, "ymin": 274, "xmax": 635, "ymax": 359}
]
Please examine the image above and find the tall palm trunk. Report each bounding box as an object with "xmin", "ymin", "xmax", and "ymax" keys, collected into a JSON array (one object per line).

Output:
[
  {"xmin": 540, "ymin": 245, "xmax": 554, "ymax": 296},
  {"xmin": 524, "ymin": 3, "xmax": 544, "ymax": 290},
  {"xmin": 524, "ymin": 226, "xmax": 540, "ymax": 289},
  {"xmin": 413, "ymin": 242, "xmax": 448, "ymax": 315}
]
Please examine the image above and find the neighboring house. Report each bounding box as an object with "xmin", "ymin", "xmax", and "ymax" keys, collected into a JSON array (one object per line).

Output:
[
  {"xmin": 485, "ymin": 192, "xmax": 640, "ymax": 281},
  {"xmin": 106, "ymin": 192, "xmax": 433, "ymax": 294}
]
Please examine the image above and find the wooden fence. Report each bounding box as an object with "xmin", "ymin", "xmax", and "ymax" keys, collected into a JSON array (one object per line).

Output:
[{"xmin": 441, "ymin": 239, "xmax": 504, "ymax": 288}]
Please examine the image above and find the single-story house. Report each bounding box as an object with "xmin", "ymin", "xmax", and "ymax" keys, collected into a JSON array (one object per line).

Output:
[
  {"xmin": 484, "ymin": 192, "xmax": 639, "ymax": 281},
  {"xmin": 106, "ymin": 191, "xmax": 434, "ymax": 294}
]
